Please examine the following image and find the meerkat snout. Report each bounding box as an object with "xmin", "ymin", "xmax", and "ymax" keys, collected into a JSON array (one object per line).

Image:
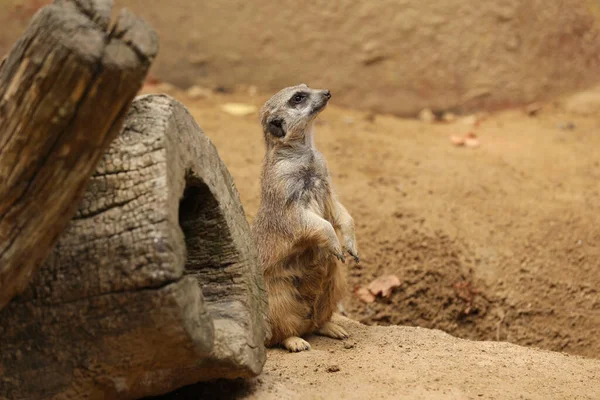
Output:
[{"xmin": 260, "ymin": 84, "xmax": 332, "ymax": 144}]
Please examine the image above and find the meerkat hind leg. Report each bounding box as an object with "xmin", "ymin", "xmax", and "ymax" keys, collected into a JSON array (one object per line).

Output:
[
  {"xmin": 283, "ymin": 336, "xmax": 311, "ymax": 352},
  {"xmin": 317, "ymin": 321, "xmax": 349, "ymax": 340}
]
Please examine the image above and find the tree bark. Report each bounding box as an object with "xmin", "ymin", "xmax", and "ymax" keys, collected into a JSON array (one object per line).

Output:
[
  {"xmin": 0, "ymin": 94, "xmax": 269, "ymax": 400},
  {"xmin": 0, "ymin": 0, "xmax": 158, "ymax": 309}
]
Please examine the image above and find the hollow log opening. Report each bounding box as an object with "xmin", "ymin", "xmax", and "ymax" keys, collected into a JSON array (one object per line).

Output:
[
  {"xmin": 179, "ymin": 175, "xmax": 222, "ymax": 269},
  {"xmin": 179, "ymin": 177, "xmax": 219, "ymax": 230},
  {"xmin": 178, "ymin": 173, "xmax": 241, "ymax": 301}
]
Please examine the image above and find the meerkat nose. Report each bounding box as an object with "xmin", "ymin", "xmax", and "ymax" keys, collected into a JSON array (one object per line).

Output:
[{"xmin": 323, "ymin": 90, "xmax": 331, "ymax": 99}]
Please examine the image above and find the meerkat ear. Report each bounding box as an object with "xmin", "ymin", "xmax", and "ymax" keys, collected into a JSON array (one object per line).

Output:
[{"xmin": 268, "ymin": 118, "xmax": 286, "ymax": 138}]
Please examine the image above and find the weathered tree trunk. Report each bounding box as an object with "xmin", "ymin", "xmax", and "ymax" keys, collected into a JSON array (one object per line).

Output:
[
  {"xmin": 0, "ymin": 94, "xmax": 269, "ymax": 400},
  {"xmin": 0, "ymin": 0, "xmax": 158, "ymax": 309}
]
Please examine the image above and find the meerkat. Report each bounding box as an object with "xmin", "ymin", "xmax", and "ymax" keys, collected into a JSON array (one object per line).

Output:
[{"xmin": 252, "ymin": 84, "xmax": 359, "ymax": 352}]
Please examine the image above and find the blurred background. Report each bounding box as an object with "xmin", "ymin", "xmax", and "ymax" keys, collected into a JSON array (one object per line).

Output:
[
  {"xmin": 2, "ymin": 0, "xmax": 599, "ymax": 360},
  {"xmin": 3, "ymin": 0, "xmax": 600, "ymax": 115}
]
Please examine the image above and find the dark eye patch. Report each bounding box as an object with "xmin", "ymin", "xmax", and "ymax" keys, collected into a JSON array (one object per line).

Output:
[{"xmin": 289, "ymin": 92, "xmax": 308, "ymax": 106}]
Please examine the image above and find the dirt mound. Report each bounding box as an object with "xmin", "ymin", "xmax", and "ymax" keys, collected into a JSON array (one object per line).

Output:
[
  {"xmin": 343, "ymin": 220, "xmax": 498, "ymax": 343},
  {"xmin": 341, "ymin": 213, "xmax": 600, "ymax": 355}
]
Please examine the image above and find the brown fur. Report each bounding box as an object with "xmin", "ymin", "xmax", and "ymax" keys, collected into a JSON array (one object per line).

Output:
[{"xmin": 251, "ymin": 84, "xmax": 359, "ymax": 352}]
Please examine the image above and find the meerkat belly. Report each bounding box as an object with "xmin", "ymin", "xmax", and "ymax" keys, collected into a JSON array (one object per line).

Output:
[{"xmin": 290, "ymin": 248, "xmax": 333, "ymax": 325}]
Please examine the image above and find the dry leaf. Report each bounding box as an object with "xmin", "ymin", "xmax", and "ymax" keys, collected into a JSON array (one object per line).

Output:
[
  {"xmin": 221, "ymin": 103, "xmax": 258, "ymax": 116},
  {"xmin": 367, "ymin": 275, "xmax": 401, "ymax": 298},
  {"xmin": 144, "ymin": 74, "xmax": 161, "ymax": 86},
  {"xmin": 354, "ymin": 286, "xmax": 376, "ymax": 303},
  {"xmin": 450, "ymin": 135, "xmax": 465, "ymax": 146},
  {"xmin": 464, "ymin": 132, "xmax": 480, "ymax": 148}
]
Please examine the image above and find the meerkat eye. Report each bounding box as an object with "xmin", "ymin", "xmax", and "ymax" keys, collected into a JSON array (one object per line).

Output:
[{"xmin": 291, "ymin": 93, "xmax": 307, "ymax": 104}]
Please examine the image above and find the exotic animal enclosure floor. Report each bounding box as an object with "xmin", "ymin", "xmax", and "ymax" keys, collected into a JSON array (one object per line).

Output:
[{"xmin": 142, "ymin": 83, "xmax": 600, "ymax": 361}]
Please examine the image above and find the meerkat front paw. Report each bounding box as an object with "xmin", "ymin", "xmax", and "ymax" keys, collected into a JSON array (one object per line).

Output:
[
  {"xmin": 317, "ymin": 322, "xmax": 349, "ymax": 340},
  {"xmin": 330, "ymin": 240, "xmax": 346, "ymax": 263},
  {"xmin": 333, "ymin": 250, "xmax": 346, "ymax": 263},
  {"xmin": 283, "ymin": 336, "xmax": 311, "ymax": 352},
  {"xmin": 346, "ymin": 247, "xmax": 359, "ymax": 263},
  {"xmin": 343, "ymin": 238, "xmax": 359, "ymax": 263}
]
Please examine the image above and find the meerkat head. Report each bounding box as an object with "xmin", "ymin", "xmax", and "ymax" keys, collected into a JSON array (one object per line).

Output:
[{"xmin": 260, "ymin": 83, "xmax": 331, "ymax": 146}]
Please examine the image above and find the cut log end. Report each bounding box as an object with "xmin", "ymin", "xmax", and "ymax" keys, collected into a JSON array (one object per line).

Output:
[
  {"xmin": 110, "ymin": 8, "xmax": 159, "ymax": 64},
  {"xmin": 0, "ymin": 0, "xmax": 158, "ymax": 309},
  {"xmin": 53, "ymin": 0, "xmax": 114, "ymax": 30}
]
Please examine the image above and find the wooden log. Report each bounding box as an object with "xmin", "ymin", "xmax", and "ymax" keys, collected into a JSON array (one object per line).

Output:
[
  {"xmin": 0, "ymin": 94, "xmax": 269, "ymax": 399},
  {"xmin": 0, "ymin": 0, "xmax": 158, "ymax": 309}
]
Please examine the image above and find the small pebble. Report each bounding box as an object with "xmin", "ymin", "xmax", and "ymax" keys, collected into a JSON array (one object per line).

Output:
[
  {"xmin": 186, "ymin": 85, "xmax": 212, "ymax": 99},
  {"xmin": 525, "ymin": 102, "xmax": 542, "ymax": 116},
  {"xmin": 558, "ymin": 122, "xmax": 576, "ymax": 130},
  {"xmin": 221, "ymin": 103, "xmax": 258, "ymax": 117},
  {"xmin": 247, "ymin": 85, "xmax": 258, "ymax": 96},
  {"xmin": 418, "ymin": 108, "xmax": 435, "ymax": 123},
  {"xmin": 442, "ymin": 112, "xmax": 456, "ymax": 122},
  {"xmin": 460, "ymin": 115, "xmax": 478, "ymax": 126}
]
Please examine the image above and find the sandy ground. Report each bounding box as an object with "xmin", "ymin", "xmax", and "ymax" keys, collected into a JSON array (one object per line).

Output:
[
  {"xmin": 138, "ymin": 83, "xmax": 600, "ymax": 398},
  {"xmin": 154, "ymin": 316, "xmax": 600, "ymax": 400}
]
